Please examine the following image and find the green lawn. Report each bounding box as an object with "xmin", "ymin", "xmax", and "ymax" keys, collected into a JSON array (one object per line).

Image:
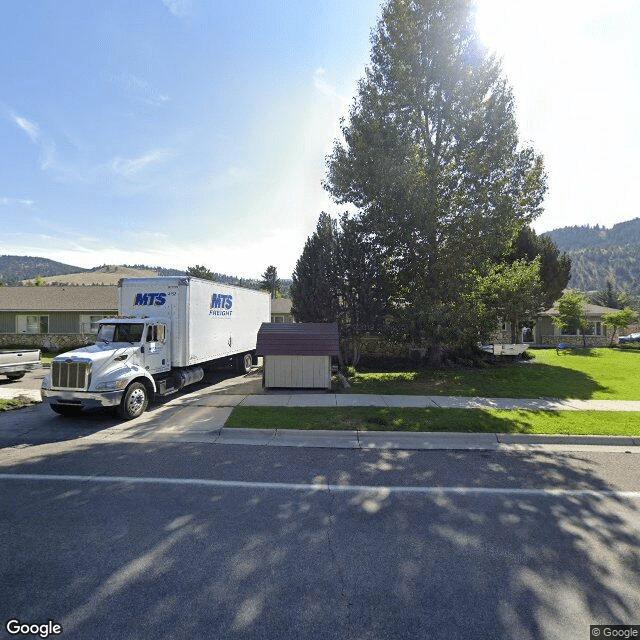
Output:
[
  {"xmin": 0, "ymin": 397, "xmax": 35, "ymax": 411},
  {"xmin": 344, "ymin": 347, "xmax": 640, "ymax": 400},
  {"xmin": 226, "ymin": 406, "xmax": 640, "ymax": 436}
]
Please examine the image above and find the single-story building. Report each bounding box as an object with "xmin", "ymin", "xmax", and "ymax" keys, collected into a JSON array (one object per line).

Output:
[
  {"xmin": 534, "ymin": 303, "xmax": 621, "ymax": 347},
  {"xmin": 270, "ymin": 298, "xmax": 294, "ymax": 323},
  {"xmin": 491, "ymin": 303, "xmax": 624, "ymax": 347},
  {"xmin": 256, "ymin": 322, "xmax": 339, "ymax": 389},
  {"xmin": 0, "ymin": 285, "xmax": 118, "ymax": 350}
]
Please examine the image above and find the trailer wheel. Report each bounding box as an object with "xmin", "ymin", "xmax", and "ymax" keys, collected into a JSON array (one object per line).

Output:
[{"xmin": 118, "ymin": 381, "xmax": 148, "ymax": 420}]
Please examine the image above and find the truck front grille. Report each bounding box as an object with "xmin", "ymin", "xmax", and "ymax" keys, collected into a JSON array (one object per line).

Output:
[{"xmin": 52, "ymin": 361, "xmax": 90, "ymax": 390}]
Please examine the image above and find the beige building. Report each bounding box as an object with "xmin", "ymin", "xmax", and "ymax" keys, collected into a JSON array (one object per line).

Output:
[
  {"xmin": 0, "ymin": 286, "xmax": 118, "ymax": 350},
  {"xmin": 534, "ymin": 303, "xmax": 620, "ymax": 347},
  {"xmin": 270, "ymin": 298, "xmax": 294, "ymax": 323}
]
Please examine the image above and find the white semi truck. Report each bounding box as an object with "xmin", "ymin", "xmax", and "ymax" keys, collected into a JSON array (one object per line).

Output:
[{"xmin": 41, "ymin": 276, "xmax": 270, "ymax": 419}]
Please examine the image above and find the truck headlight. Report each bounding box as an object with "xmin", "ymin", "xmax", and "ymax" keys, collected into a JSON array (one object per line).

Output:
[{"xmin": 95, "ymin": 379, "xmax": 128, "ymax": 391}]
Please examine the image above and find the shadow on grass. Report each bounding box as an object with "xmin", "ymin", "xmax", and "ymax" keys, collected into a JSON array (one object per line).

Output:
[{"xmin": 346, "ymin": 362, "xmax": 609, "ymax": 399}]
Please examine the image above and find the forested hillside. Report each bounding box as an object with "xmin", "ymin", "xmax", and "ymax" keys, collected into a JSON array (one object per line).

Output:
[
  {"xmin": 0, "ymin": 255, "xmax": 86, "ymax": 284},
  {"xmin": 544, "ymin": 218, "xmax": 640, "ymax": 292},
  {"xmin": 0, "ymin": 255, "xmax": 290, "ymax": 292}
]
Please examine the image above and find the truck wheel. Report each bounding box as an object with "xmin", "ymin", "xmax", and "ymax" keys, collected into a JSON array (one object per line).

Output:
[
  {"xmin": 118, "ymin": 382, "xmax": 148, "ymax": 420},
  {"xmin": 234, "ymin": 352, "xmax": 253, "ymax": 374},
  {"xmin": 6, "ymin": 373, "xmax": 25, "ymax": 381},
  {"xmin": 51, "ymin": 404, "xmax": 82, "ymax": 417}
]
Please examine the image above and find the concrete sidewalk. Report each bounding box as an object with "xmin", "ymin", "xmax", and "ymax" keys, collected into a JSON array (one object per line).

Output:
[{"xmin": 181, "ymin": 392, "xmax": 640, "ymax": 412}]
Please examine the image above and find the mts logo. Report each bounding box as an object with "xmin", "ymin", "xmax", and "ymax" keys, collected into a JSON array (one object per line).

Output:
[
  {"xmin": 211, "ymin": 294, "xmax": 233, "ymax": 310},
  {"xmin": 134, "ymin": 293, "xmax": 167, "ymax": 306}
]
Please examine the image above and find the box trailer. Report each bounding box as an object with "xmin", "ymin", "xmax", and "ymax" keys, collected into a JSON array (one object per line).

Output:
[{"xmin": 42, "ymin": 277, "xmax": 270, "ymax": 419}]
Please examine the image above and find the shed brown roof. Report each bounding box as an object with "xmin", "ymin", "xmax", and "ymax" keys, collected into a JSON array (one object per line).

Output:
[{"xmin": 256, "ymin": 322, "xmax": 339, "ymax": 356}]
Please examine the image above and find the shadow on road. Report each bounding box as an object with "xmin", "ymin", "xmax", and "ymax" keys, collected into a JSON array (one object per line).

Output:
[{"xmin": 0, "ymin": 437, "xmax": 638, "ymax": 639}]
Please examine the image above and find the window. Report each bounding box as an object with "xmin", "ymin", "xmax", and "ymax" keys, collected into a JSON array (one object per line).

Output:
[
  {"xmin": 146, "ymin": 324, "xmax": 166, "ymax": 342},
  {"xmin": 17, "ymin": 315, "xmax": 48, "ymax": 334},
  {"xmin": 96, "ymin": 322, "xmax": 145, "ymax": 343},
  {"xmin": 80, "ymin": 315, "xmax": 104, "ymax": 334},
  {"xmin": 583, "ymin": 322, "xmax": 602, "ymax": 336}
]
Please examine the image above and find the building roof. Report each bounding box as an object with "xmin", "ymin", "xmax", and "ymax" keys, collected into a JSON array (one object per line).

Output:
[
  {"xmin": 270, "ymin": 298, "xmax": 292, "ymax": 314},
  {"xmin": 0, "ymin": 286, "xmax": 118, "ymax": 312},
  {"xmin": 256, "ymin": 322, "xmax": 339, "ymax": 356},
  {"xmin": 539, "ymin": 303, "xmax": 621, "ymax": 317}
]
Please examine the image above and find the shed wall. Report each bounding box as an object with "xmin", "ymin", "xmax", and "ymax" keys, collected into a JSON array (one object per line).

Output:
[{"xmin": 264, "ymin": 355, "xmax": 330, "ymax": 389}]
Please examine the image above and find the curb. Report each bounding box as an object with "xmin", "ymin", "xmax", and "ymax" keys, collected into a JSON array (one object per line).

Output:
[{"xmin": 209, "ymin": 427, "xmax": 640, "ymax": 452}]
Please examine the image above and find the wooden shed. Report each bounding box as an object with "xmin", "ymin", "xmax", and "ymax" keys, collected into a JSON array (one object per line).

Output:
[{"xmin": 256, "ymin": 322, "xmax": 339, "ymax": 390}]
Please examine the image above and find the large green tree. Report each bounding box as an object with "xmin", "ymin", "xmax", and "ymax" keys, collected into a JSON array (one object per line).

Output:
[
  {"xmin": 290, "ymin": 213, "xmax": 339, "ymax": 323},
  {"xmin": 335, "ymin": 213, "xmax": 394, "ymax": 363},
  {"xmin": 324, "ymin": 0, "xmax": 546, "ymax": 354},
  {"xmin": 509, "ymin": 226, "xmax": 571, "ymax": 309}
]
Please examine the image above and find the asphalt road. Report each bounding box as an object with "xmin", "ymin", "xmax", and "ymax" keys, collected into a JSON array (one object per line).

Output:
[{"xmin": 1, "ymin": 430, "xmax": 640, "ymax": 639}]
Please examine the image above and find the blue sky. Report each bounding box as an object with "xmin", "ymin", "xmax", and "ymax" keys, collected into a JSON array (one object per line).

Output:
[{"xmin": 1, "ymin": 1, "xmax": 639, "ymax": 278}]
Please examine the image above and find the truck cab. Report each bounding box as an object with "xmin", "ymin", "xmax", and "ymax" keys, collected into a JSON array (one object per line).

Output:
[{"xmin": 41, "ymin": 317, "xmax": 183, "ymax": 419}]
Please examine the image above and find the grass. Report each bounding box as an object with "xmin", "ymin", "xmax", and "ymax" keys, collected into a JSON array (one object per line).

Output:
[
  {"xmin": 343, "ymin": 347, "xmax": 640, "ymax": 400},
  {"xmin": 0, "ymin": 396, "xmax": 36, "ymax": 411},
  {"xmin": 226, "ymin": 406, "xmax": 640, "ymax": 436}
]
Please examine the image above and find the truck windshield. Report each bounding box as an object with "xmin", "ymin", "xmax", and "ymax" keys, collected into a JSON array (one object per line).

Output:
[{"xmin": 96, "ymin": 323, "xmax": 145, "ymax": 344}]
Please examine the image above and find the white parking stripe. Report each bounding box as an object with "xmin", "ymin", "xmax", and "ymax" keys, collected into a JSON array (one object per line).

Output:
[{"xmin": 1, "ymin": 473, "xmax": 640, "ymax": 499}]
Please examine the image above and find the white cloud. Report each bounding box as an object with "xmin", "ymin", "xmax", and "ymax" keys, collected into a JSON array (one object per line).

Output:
[
  {"xmin": 107, "ymin": 72, "xmax": 170, "ymax": 106},
  {"xmin": 12, "ymin": 113, "xmax": 40, "ymax": 142},
  {"xmin": 313, "ymin": 68, "xmax": 347, "ymax": 104},
  {"xmin": 161, "ymin": 0, "xmax": 191, "ymax": 19},
  {"xmin": 9, "ymin": 110, "xmax": 60, "ymax": 173},
  {"xmin": 112, "ymin": 149, "xmax": 172, "ymax": 177},
  {"xmin": 0, "ymin": 197, "xmax": 34, "ymax": 206}
]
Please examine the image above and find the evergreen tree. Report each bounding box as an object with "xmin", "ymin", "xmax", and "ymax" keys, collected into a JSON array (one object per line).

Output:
[
  {"xmin": 290, "ymin": 213, "xmax": 339, "ymax": 323},
  {"xmin": 510, "ymin": 226, "xmax": 571, "ymax": 308},
  {"xmin": 336, "ymin": 214, "xmax": 394, "ymax": 363},
  {"xmin": 186, "ymin": 265, "xmax": 215, "ymax": 281},
  {"xmin": 324, "ymin": 0, "xmax": 546, "ymax": 356},
  {"xmin": 260, "ymin": 265, "xmax": 281, "ymax": 299},
  {"xmin": 589, "ymin": 280, "xmax": 629, "ymax": 310}
]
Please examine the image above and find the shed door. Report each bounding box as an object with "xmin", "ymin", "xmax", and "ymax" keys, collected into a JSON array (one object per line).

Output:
[{"xmin": 265, "ymin": 355, "xmax": 330, "ymax": 389}]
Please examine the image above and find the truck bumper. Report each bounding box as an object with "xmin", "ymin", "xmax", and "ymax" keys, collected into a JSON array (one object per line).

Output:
[
  {"xmin": 2, "ymin": 363, "xmax": 41, "ymax": 374},
  {"xmin": 42, "ymin": 388, "xmax": 124, "ymax": 410}
]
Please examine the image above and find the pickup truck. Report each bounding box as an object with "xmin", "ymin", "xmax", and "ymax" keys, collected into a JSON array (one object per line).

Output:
[{"xmin": 0, "ymin": 349, "xmax": 41, "ymax": 381}]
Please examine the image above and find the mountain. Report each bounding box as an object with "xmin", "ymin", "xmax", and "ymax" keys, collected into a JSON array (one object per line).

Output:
[
  {"xmin": 0, "ymin": 255, "xmax": 291, "ymax": 294},
  {"xmin": 0, "ymin": 255, "xmax": 88, "ymax": 285},
  {"xmin": 544, "ymin": 218, "xmax": 640, "ymax": 292}
]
